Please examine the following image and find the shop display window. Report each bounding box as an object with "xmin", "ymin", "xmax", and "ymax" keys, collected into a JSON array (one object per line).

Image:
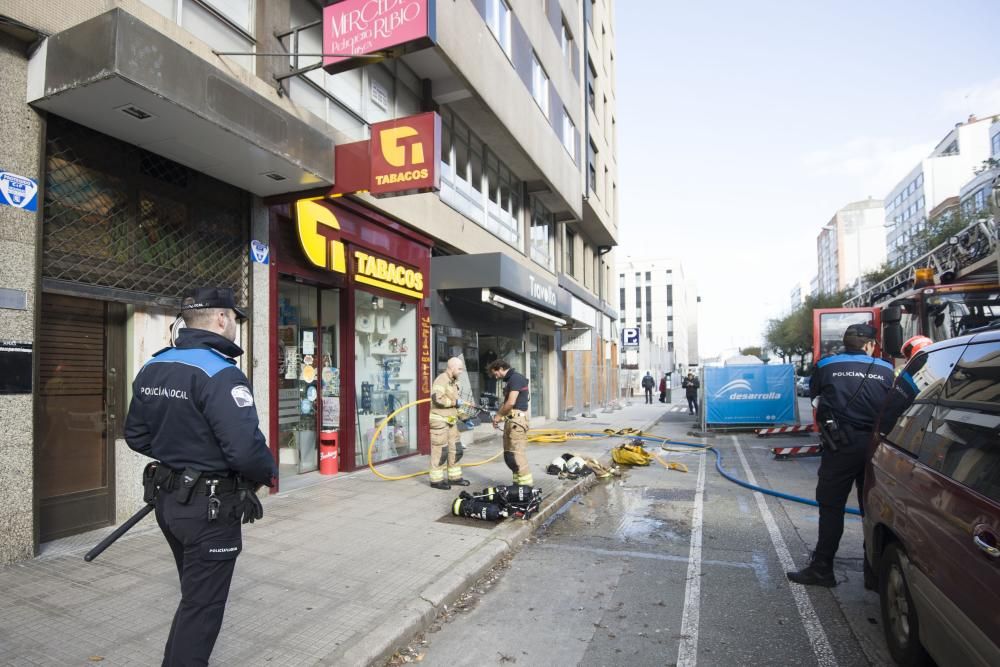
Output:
[
  {"xmin": 477, "ymin": 335, "xmax": 525, "ymax": 411},
  {"xmin": 355, "ymin": 291, "xmax": 418, "ymax": 466},
  {"xmin": 277, "ymin": 281, "xmax": 340, "ymax": 477}
]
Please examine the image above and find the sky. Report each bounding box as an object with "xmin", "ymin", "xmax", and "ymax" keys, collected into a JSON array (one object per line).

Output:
[{"xmin": 615, "ymin": 0, "xmax": 1000, "ymax": 359}]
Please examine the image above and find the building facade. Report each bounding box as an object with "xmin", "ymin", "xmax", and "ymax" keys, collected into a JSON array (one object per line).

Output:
[
  {"xmin": 816, "ymin": 198, "xmax": 886, "ymax": 294},
  {"xmin": 615, "ymin": 257, "xmax": 698, "ymax": 392},
  {"xmin": 0, "ymin": 0, "xmax": 618, "ymax": 565},
  {"xmin": 885, "ymin": 115, "xmax": 996, "ymax": 265}
]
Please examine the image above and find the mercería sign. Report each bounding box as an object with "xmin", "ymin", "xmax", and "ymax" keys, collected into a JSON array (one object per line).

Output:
[
  {"xmin": 369, "ymin": 112, "xmax": 440, "ymax": 196},
  {"xmin": 353, "ymin": 249, "xmax": 425, "ymax": 298},
  {"xmin": 323, "ymin": 0, "xmax": 436, "ymax": 74}
]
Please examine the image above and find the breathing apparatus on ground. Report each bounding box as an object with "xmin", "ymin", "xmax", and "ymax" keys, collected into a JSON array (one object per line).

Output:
[{"xmin": 452, "ymin": 484, "xmax": 543, "ymax": 521}]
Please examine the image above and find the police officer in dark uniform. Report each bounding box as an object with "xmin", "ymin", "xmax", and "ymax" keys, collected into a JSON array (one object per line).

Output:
[
  {"xmin": 125, "ymin": 287, "xmax": 277, "ymax": 666},
  {"xmin": 787, "ymin": 323, "xmax": 893, "ymax": 587}
]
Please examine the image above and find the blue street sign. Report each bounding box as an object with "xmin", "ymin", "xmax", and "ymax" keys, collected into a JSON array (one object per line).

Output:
[
  {"xmin": 704, "ymin": 364, "xmax": 795, "ymax": 425},
  {"xmin": 0, "ymin": 171, "xmax": 38, "ymax": 212},
  {"xmin": 250, "ymin": 240, "xmax": 270, "ymax": 265},
  {"xmin": 622, "ymin": 327, "xmax": 640, "ymax": 347}
]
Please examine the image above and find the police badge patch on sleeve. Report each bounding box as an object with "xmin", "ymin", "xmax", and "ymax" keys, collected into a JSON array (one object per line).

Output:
[{"xmin": 231, "ymin": 386, "xmax": 254, "ymax": 407}]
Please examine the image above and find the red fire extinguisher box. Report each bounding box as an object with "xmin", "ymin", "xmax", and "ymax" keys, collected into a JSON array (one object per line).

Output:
[{"xmin": 319, "ymin": 430, "xmax": 339, "ymax": 475}]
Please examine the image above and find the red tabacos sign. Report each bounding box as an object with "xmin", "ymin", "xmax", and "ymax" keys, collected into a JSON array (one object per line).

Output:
[
  {"xmin": 323, "ymin": 0, "xmax": 436, "ymax": 73},
  {"xmin": 369, "ymin": 112, "xmax": 440, "ymax": 196}
]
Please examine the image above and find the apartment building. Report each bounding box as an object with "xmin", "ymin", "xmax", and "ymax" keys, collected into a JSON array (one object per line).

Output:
[
  {"xmin": 885, "ymin": 115, "xmax": 996, "ymax": 265},
  {"xmin": 615, "ymin": 257, "xmax": 699, "ymax": 392},
  {"xmin": 0, "ymin": 0, "xmax": 618, "ymax": 564},
  {"xmin": 816, "ymin": 198, "xmax": 886, "ymax": 294}
]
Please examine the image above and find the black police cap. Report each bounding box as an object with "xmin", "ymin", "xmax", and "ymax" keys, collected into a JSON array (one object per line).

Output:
[
  {"xmin": 843, "ymin": 323, "xmax": 876, "ymax": 340},
  {"xmin": 181, "ymin": 287, "xmax": 247, "ymax": 322}
]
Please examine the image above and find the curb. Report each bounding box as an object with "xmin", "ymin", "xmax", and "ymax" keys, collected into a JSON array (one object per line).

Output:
[{"xmin": 349, "ymin": 416, "xmax": 661, "ymax": 666}]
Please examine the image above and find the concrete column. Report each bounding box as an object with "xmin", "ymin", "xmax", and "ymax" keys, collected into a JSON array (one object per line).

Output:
[{"xmin": 0, "ymin": 33, "xmax": 43, "ymax": 565}]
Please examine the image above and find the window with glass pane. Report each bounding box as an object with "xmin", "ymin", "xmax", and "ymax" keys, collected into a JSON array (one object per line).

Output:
[
  {"xmin": 588, "ymin": 140, "xmax": 598, "ymax": 192},
  {"xmin": 561, "ymin": 20, "xmax": 572, "ymax": 58},
  {"xmin": 486, "ymin": 0, "xmax": 512, "ymax": 55},
  {"xmin": 181, "ymin": 0, "xmax": 255, "ymax": 72},
  {"xmin": 587, "ymin": 59, "xmax": 597, "ymax": 111},
  {"xmin": 355, "ymin": 292, "xmax": 418, "ymax": 466},
  {"xmin": 566, "ymin": 229, "xmax": 576, "ymax": 276},
  {"xmin": 562, "ymin": 108, "xmax": 576, "ymax": 158},
  {"xmin": 530, "ymin": 199, "xmax": 554, "ymax": 270},
  {"xmin": 531, "ymin": 53, "xmax": 550, "ymax": 117}
]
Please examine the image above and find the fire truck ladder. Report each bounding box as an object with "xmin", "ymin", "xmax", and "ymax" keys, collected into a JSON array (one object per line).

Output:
[{"xmin": 845, "ymin": 215, "xmax": 999, "ymax": 308}]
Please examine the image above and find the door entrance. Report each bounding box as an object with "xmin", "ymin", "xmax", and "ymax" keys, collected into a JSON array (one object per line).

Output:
[{"xmin": 37, "ymin": 294, "xmax": 124, "ymax": 542}]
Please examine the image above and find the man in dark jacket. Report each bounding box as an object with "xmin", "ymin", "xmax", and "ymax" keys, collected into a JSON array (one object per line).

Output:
[
  {"xmin": 682, "ymin": 372, "xmax": 700, "ymax": 414},
  {"xmin": 641, "ymin": 371, "xmax": 655, "ymax": 404},
  {"xmin": 787, "ymin": 323, "xmax": 893, "ymax": 587},
  {"xmin": 125, "ymin": 287, "xmax": 277, "ymax": 666}
]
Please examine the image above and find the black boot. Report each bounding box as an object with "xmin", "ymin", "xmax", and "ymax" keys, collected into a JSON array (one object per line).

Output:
[
  {"xmin": 787, "ymin": 556, "xmax": 836, "ymax": 587},
  {"xmin": 449, "ymin": 478, "xmax": 471, "ymax": 486},
  {"xmin": 430, "ymin": 481, "xmax": 451, "ymax": 490}
]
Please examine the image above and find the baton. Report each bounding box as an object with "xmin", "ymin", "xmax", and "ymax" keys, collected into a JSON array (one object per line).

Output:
[{"xmin": 84, "ymin": 503, "xmax": 155, "ymax": 562}]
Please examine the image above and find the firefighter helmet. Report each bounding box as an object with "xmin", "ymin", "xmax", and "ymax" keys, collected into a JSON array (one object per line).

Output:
[{"xmin": 901, "ymin": 335, "xmax": 933, "ymax": 360}]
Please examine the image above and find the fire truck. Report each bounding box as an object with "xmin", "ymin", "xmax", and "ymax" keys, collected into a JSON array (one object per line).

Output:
[{"xmin": 813, "ymin": 186, "xmax": 1000, "ymax": 365}]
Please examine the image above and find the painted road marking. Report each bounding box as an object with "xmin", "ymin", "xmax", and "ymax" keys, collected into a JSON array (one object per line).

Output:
[
  {"xmin": 731, "ymin": 436, "xmax": 838, "ymax": 667},
  {"xmin": 676, "ymin": 449, "xmax": 706, "ymax": 667}
]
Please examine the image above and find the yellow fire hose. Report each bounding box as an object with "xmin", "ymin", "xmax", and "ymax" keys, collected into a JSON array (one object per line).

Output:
[{"xmin": 367, "ymin": 401, "xmax": 687, "ymax": 480}]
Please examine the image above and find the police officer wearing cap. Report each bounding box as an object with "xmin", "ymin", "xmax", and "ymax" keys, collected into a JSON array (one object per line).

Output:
[
  {"xmin": 125, "ymin": 287, "xmax": 277, "ymax": 666},
  {"xmin": 787, "ymin": 323, "xmax": 893, "ymax": 587}
]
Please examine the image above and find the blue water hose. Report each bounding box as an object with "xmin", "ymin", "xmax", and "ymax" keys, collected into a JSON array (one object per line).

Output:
[{"xmin": 569, "ymin": 430, "xmax": 863, "ymax": 517}]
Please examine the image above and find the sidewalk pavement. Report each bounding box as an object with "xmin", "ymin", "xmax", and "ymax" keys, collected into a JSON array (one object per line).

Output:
[{"xmin": 0, "ymin": 401, "xmax": 692, "ymax": 666}]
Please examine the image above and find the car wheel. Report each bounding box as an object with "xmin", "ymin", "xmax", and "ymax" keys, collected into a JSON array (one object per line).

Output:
[{"xmin": 878, "ymin": 543, "xmax": 931, "ymax": 666}]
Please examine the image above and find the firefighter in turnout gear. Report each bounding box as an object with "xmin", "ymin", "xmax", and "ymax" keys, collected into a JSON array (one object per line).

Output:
[
  {"xmin": 787, "ymin": 323, "xmax": 893, "ymax": 588},
  {"xmin": 429, "ymin": 357, "xmax": 471, "ymax": 490},
  {"xmin": 124, "ymin": 287, "xmax": 277, "ymax": 666},
  {"xmin": 489, "ymin": 359, "xmax": 533, "ymax": 487}
]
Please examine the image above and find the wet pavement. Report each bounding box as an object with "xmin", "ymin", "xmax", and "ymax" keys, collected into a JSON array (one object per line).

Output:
[{"xmin": 407, "ymin": 408, "xmax": 889, "ymax": 666}]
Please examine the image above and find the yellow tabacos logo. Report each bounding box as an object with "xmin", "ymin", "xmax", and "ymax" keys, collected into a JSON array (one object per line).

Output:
[
  {"xmin": 375, "ymin": 125, "xmax": 428, "ymax": 186},
  {"xmin": 354, "ymin": 250, "xmax": 424, "ymax": 298},
  {"xmin": 296, "ymin": 198, "xmax": 346, "ymax": 273}
]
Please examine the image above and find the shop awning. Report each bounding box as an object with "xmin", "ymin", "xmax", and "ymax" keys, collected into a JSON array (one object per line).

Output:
[
  {"xmin": 482, "ymin": 289, "xmax": 567, "ymax": 327},
  {"xmin": 27, "ymin": 9, "xmax": 334, "ymax": 196}
]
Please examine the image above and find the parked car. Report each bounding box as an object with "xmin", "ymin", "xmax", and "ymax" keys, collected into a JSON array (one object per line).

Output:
[
  {"xmin": 863, "ymin": 330, "xmax": 1000, "ymax": 667},
  {"xmin": 795, "ymin": 376, "xmax": 810, "ymax": 396}
]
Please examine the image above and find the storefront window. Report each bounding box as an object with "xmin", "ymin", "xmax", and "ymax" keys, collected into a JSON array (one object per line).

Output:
[
  {"xmin": 277, "ymin": 281, "xmax": 340, "ymax": 478},
  {"xmin": 355, "ymin": 291, "xmax": 418, "ymax": 466},
  {"xmin": 436, "ymin": 327, "xmax": 481, "ymax": 401},
  {"xmin": 478, "ymin": 335, "xmax": 525, "ymax": 411},
  {"xmin": 528, "ymin": 333, "xmax": 550, "ymax": 418}
]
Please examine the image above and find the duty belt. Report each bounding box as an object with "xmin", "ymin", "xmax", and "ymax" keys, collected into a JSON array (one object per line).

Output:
[{"xmin": 430, "ymin": 413, "xmax": 458, "ymax": 425}]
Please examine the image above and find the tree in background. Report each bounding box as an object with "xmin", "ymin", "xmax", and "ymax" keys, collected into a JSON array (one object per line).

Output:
[
  {"xmin": 739, "ymin": 346, "xmax": 763, "ymax": 358},
  {"xmin": 765, "ymin": 290, "xmax": 849, "ymax": 372}
]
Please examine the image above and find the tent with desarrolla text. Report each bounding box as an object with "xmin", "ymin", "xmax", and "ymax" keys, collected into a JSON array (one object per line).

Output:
[{"xmin": 704, "ymin": 364, "xmax": 796, "ymax": 425}]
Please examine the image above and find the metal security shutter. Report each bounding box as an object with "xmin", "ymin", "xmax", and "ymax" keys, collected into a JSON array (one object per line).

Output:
[{"xmin": 42, "ymin": 115, "xmax": 250, "ymax": 308}]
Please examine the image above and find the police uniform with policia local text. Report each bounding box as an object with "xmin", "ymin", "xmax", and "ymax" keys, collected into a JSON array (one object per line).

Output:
[
  {"xmin": 124, "ymin": 287, "xmax": 277, "ymax": 666},
  {"xmin": 491, "ymin": 363, "xmax": 533, "ymax": 487},
  {"xmin": 787, "ymin": 323, "xmax": 893, "ymax": 587}
]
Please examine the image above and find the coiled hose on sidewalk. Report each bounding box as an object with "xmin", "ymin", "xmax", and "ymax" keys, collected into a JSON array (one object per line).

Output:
[{"xmin": 366, "ymin": 403, "xmax": 861, "ymax": 516}]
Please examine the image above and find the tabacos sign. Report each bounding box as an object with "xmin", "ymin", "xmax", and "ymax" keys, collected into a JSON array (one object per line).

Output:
[
  {"xmin": 323, "ymin": 0, "xmax": 437, "ymax": 74},
  {"xmin": 370, "ymin": 112, "xmax": 440, "ymax": 196},
  {"xmin": 353, "ymin": 250, "xmax": 425, "ymax": 298},
  {"xmin": 295, "ymin": 199, "xmax": 347, "ymax": 273}
]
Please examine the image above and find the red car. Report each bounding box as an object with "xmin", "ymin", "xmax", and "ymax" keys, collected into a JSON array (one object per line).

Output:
[{"xmin": 864, "ymin": 329, "xmax": 1000, "ymax": 666}]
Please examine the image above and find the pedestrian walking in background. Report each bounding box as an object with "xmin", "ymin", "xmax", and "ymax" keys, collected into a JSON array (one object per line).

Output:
[
  {"xmin": 682, "ymin": 372, "xmax": 700, "ymax": 414},
  {"xmin": 641, "ymin": 371, "xmax": 655, "ymax": 404},
  {"xmin": 658, "ymin": 373, "xmax": 668, "ymax": 403},
  {"xmin": 125, "ymin": 287, "xmax": 277, "ymax": 666},
  {"xmin": 787, "ymin": 323, "xmax": 893, "ymax": 587}
]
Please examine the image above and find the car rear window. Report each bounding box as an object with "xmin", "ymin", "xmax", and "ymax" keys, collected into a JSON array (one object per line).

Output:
[
  {"xmin": 920, "ymin": 406, "xmax": 1000, "ymax": 503},
  {"xmin": 945, "ymin": 340, "xmax": 1000, "ymax": 406}
]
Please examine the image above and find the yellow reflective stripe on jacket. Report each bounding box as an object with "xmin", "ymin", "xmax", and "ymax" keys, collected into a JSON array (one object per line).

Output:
[{"xmin": 430, "ymin": 413, "xmax": 457, "ymax": 424}]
